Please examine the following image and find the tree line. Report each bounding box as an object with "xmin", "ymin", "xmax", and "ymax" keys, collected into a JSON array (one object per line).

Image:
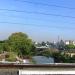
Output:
[{"xmin": 0, "ymin": 32, "xmax": 75, "ymax": 63}]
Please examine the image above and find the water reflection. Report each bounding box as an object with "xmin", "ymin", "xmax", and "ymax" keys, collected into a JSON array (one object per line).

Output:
[{"xmin": 32, "ymin": 56, "xmax": 54, "ymax": 64}]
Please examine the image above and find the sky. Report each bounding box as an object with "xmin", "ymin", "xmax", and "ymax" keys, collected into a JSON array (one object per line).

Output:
[{"xmin": 0, "ymin": 0, "xmax": 75, "ymax": 42}]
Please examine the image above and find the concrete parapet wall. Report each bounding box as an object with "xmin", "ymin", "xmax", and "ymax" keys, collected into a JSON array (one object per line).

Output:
[{"xmin": 0, "ymin": 69, "xmax": 18, "ymax": 75}]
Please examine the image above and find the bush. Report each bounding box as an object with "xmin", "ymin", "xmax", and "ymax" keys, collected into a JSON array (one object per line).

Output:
[{"xmin": 6, "ymin": 52, "xmax": 17, "ymax": 62}]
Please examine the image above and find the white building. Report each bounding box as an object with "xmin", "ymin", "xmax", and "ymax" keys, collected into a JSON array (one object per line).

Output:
[
  {"xmin": 73, "ymin": 41, "xmax": 75, "ymax": 46},
  {"xmin": 65, "ymin": 41, "xmax": 70, "ymax": 45},
  {"xmin": 65, "ymin": 40, "xmax": 75, "ymax": 45}
]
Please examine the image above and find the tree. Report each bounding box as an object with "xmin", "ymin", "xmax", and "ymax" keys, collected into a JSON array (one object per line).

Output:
[
  {"xmin": 7, "ymin": 32, "xmax": 35, "ymax": 58},
  {"xmin": 51, "ymin": 52, "xmax": 71, "ymax": 63},
  {"xmin": 6, "ymin": 52, "xmax": 17, "ymax": 62},
  {"xmin": 65, "ymin": 44, "xmax": 75, "ymax": 50},
  {"xmin": 0, "ymin": 42, "xmax": 4, "ymax": 53},
  {"xmin": 41, "ymin": 50, "xmax": 52, "ymax": 57},
  {"xmin": 70, "ymin": 55, "xmax": 75, "ymax": 63},
  {"xmin": 0, "ymin": 40, "xmax": 10, "ymax": 53}
]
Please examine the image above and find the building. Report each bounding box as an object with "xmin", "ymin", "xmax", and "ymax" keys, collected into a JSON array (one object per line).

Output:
[
  {"xmin": 73, "ymin": 41, "xmax": 75, "ymax": 46},
  {"xmin": 35, "ymin": 46, "xmax": 49, "ymax": 52},
  {"xmin": 65, "ymin": 40, "xmax": 75, "ymax": 45},
  {"xmin": 65, "ymin": 40, "xmax": 70, "ymax": 45}
]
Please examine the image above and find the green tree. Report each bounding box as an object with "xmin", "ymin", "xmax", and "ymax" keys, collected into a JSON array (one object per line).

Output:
[
  {"xmin": 0, "ymin": 40, "xmax": 9, "ymax": 53},
  {"xmin": 0, "ymin": 42, "xmax": 4, "ymax": 53},
  {"xmin": 41, "ymin": 50, "xmax": 52, "ymax": 57},
  {"xmin": 51, "ymin": 52, "xmax": 71, "ymax": 63},
  {"xmin": 65, "ymin": 44, "xmax": 75, "ymax": 50},
  {"xmin": 7, "ymin": 32, "xmax": 35, "ymax": 58},
  {"xmin": 6, "ymin": 52, "xmax": 17, "ymax": 62}
]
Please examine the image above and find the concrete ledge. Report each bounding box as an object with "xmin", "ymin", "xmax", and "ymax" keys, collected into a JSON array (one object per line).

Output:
[{"xmin": 0, "ymin": 63, "xmax": 75, "ymax": 68}]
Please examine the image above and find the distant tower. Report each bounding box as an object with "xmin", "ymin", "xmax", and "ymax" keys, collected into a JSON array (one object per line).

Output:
[{"xmin": 58, "ymin": 36, "xmax": 60, "ymax": 42}]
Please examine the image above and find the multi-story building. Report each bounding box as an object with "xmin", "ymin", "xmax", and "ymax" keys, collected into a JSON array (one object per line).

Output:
[
  {"xmin": 65, "ymin": 40, "xmax": 75, "ymax": 45},
  {"xmin": 65, "ymin": 40, "xmax": 70, "ymax": 45}
]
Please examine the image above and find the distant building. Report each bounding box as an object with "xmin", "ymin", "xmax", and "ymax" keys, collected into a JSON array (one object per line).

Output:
[
  {"xmin": 53, "ymin": 41, "xmax": 56, "ymax": 44},
  {"xmin": 34, "ymin": 42, "xmax": 38, "ymax": 45},
  {"xmin": 65, "ymin": 40, "xmax": 70, "ymax": 45},
  {"xmin": 63, "ymin": 50, "xmax": 75, "ymax": 57},
  {"xmin": 65, "ymin": 40, "xmax": 75, "ymax": 45},
  {"xmin": 73, "ymin": 41, "xmax": 75, "ymax": 46},
  {"xmin": 36, "ymin": 46, "xmax": 49, "ymax": 49}
]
